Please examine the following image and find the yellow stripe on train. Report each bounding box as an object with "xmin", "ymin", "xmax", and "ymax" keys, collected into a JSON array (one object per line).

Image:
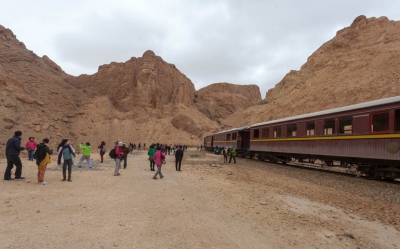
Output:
[
  {"xmin": 250, "ymin": 133, "xmax": 400, "ymax": 142},
  {"xmin": 213, "ymin": 140, "xmax": 238, "ymax": 143}
]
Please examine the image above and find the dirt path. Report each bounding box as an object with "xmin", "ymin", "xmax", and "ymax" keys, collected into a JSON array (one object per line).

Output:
[{"xmin": 1, "ymin": 150, "xmax": 400, "ymax": 248}]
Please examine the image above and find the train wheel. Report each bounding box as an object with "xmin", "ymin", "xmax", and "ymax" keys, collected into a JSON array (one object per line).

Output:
[
  {"xmin": 325, "ymin": 160, "xmax": 334, "ymax": 166},
  {"xmin": 308, "ymin": 158, "xmax": 316, "ymax": 164}
]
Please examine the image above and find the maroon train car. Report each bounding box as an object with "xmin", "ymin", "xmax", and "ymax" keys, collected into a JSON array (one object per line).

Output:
[
  {"xmin": 249, "ymin": 96, "xmax": 400, "ymax": 179},
  {"xmin": 213, "ymin": 126, "xmax": 250, "ymax": 155}
]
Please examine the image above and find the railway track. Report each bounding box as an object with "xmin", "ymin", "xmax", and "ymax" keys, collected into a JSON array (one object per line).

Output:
[{"xmin": 225, "ymin": 151, "xmax": 400, "ymax": 184}]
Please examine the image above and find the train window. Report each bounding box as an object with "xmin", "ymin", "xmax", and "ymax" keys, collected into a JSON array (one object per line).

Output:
[
  {"xmin": 395, "ymin": 110, "xmax": 400, "ymax": 132},
  {"xmin": 339, "ymin": 117, "xmax": 352, "ymax": 134},
  {"xmin": 371, "ymin": 112, "xmax": 389, "ymax": 132},
  {"xmin": 253, "ymin": 129, "xmax": 260, "ymax": 139},
  {"xmin": 306, "ymin": 122, "xmax": 315, "ymax": 136},
  {"xmin": 287, "ymin": 124, "xmax": 297, "ymax": 137},
  {"xmin": 262, "ymin": 128, "xmax": 269, "ymax": 138},
  {"xmin": 324, "ymin": 119, "xmax": 336, "ymax": 135},
  {"xmin": 232, "ymin": 133, "xmax": 237, "ymax": 140},
  {"xmin": 274, "ymin": 126, "xmax": 281, "ymax": 138},
  {"xmin": 226, "ymin": 134, "xmax": 231, "ymax": 140}
]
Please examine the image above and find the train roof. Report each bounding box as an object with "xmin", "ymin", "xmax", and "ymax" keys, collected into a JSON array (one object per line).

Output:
[
  {"xmin": 214, "ymin": 126, "xmax": 250, "ymax": 135},
  {"xmin": 251, "ymin": 95, "xmax": 400, "ymax": 128}
]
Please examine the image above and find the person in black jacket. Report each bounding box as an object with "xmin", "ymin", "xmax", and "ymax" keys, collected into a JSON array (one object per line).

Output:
[
  {"xmin": 175, "ymin": 145, "xmax": 184, "ymax": 171},
  {"xmin": 4, "ymin": 131, "xmax": 26, "ymax": 180}
]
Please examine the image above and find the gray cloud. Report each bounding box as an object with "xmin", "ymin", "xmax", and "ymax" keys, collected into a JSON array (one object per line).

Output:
[{"xmin": 1, "ymin": 0, "xmax": 400, "ymax": 96}]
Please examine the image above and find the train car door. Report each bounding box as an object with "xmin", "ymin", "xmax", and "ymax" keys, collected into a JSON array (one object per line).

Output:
[{"xmin": 239, "ymin": 130, "xmax": 250, "ymax": 149}]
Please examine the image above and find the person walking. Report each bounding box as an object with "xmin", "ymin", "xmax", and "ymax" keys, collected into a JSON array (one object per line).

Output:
[
  {"xmin": 121, "ymin": 143, "xmax": 130, "ymax": 169},
  {"xmin": 175, "ymin": 145, "xmax": 184, "ymax": 171},
  {"xmin": 143, "ymin": 143, "xmax": 146, "ymax": 150},
  {"xmin": 200, "ymin": 144, "xmax": 203, "ymax": 151},
  {"xmin": 138, "ymin": 143, "xmax": 141, "ymax": 151},
  {"xmin": 4, "ymin": 131, "xmax": 26, "ymax": 181},
  {"xmin": 98, "ymin": 141, "xmax": 106, "ymax": 163},
  {"xmin": 57, "ymin": 139, "xmax": 74, "ymax": 182},
  {"xmin": 147, "ymin": 144, "xmax": 156, "ymax": 171},
  {"xmin": 153, "ymin": 146, "xmax": 166, "ymax": 179},
  {"xmin": 114, "ymin": 142, "xmax": 123, "ymax": 176},
  {"xmin": 229, "ymin": 146, "xmax": 237, "ymax": 163},
  {"xmin": 25, "ymin": 137, "xmax": 37, "ymax": 161},
  {"xmin": 77, "ymin": 142, "xmax": 92, "ymax": 169},
  {"xmin": 35, "ymin": 138, "xmax": 53, "ymax": 185}
]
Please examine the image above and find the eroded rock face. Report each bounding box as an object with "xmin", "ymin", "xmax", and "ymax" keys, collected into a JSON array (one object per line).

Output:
[
  {"xmin": 234, "ymin": 15, "xmax": 400, "ymax": 126},
  {"xmin": 171, "ymin": 115, "xmax": 201, "ymax": 136},
  {"xmin": 67, "ymin": 50, "xmax": 196, "ymax": 113},
  {"xmin": 195, "ymin": 83, "xmax": 261, "ymax": 120}
]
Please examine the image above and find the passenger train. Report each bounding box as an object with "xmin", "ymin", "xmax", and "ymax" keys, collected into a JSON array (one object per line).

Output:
[{"xmin": 204, "ymin": 96, "xmax": 400, "ymax": 179}]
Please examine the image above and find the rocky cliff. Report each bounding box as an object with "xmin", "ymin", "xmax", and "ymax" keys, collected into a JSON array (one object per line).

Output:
[
  {"xmin": 0, "ymin": 25, "xmax": 261, "ymax": 156},
  {"xmin": 233, "ymin": 15, "xmax": 400, "ymax": 126},
  {"xmin": 195, "ymin": 83, "xmax": 261, "ymax": 120}
]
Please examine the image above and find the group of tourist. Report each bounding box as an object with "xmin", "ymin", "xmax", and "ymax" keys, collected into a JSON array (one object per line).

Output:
[
  {"xmin": 214, "ymin": 146, "xmax": 237, "ymax": 163},
  {"xmin": 4, "ymin": 131, "xmax": 95, "ymax": 185},
  {"xmin": 3, "ymin": 131, "xmax": 189, "ymax": 185},
  {"xmin": 146, "ymin": 143, "xmax": 185, "ymax": 178}
]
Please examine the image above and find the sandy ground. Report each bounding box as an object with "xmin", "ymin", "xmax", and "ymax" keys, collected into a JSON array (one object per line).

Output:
[{"xmin": 1, "ymin": 150, "xmax": 400, "ymax": 249}]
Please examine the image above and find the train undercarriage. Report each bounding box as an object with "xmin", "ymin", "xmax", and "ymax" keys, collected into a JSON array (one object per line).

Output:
[{"xmin": 235, "ymin": 149, "xmax": 400, "ymax": 180}]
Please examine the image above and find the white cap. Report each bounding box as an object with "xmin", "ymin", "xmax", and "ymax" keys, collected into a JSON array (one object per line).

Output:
[{"xmin": 117, "ymin": 142, "xmax": 124, "ymax": 146}]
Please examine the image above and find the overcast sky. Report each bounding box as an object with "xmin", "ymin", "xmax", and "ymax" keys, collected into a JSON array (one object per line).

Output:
[{"xmin": 1, "ymin": 0, "xmax": 400, "ymax": 96}]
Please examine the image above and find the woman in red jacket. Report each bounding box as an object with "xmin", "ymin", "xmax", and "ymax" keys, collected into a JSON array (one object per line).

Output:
[
  {"xmin": 153, "ymin": 146, "xmax": 166, "ymax": 179},
  {"xmin": 114, "ymin": 142, "xmax": 123, "ymax": 176},
  {"xmin": 25, "ymin": 137, "xmax": 37, "ymax": 161}
]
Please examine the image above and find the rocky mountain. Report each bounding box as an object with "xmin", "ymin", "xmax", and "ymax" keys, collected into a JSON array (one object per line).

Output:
[
  {"xmin": 0, "ymin": 25, "xmax": 261, "ymax": 156},
  {"xmin": 230, "ymin": 15, "xmax": 400, "ymax": 127},
  {"xmin": 195, "ymin": 83, "xmax": 261, "ymax": 121},
  {"xmin": 2, "ymin": 15, "xmax": 399, "ymax": 156}
]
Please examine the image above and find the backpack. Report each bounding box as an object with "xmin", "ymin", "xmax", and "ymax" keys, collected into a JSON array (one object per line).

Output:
[
  {"xmin": 109, "ymin": 148, "xmax": 117, "ymax": 159},
  {"xmin": 34, "ymin": 144, "xmax": 47, "ymax": 161}
]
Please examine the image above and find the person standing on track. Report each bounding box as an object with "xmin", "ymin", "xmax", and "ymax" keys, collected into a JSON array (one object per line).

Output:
[
  {"xmin": 228, "ymin": 146, "xmax": 237, "ymax": 164},
  {"xmin": 222, "ymin": 147, "xmax": 228, "ymax": 163}
]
